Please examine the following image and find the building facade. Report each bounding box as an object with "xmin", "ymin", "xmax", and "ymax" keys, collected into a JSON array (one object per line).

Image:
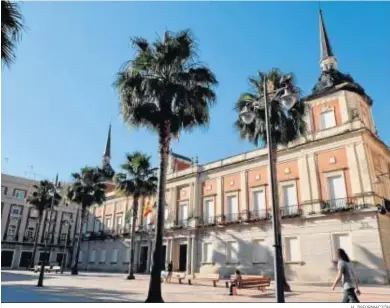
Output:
[
  {"xmin": 1, "ymin": 174, "xmax": 80, "ymax": 269},
  {"xmin": 78, "ymin": 11, "xmax": 390, "ymax": 284}
]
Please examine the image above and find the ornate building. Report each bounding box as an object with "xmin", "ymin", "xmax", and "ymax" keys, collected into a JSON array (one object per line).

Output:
[{"xmin": 79, "ymin": 11, "xmax": 390, "ymax": 284}]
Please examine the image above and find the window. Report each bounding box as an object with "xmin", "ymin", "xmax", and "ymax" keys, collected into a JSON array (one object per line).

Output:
[
  {"xmin": 179, "ymin": 202, "xmax": 188, "ymax": 222},
  {"xmin": 78, "ymin": 251, "xmax": 83, "ymax": 263},
  {"xmin": 144, "ymin": 213, "xmax": 151, "ymax": 226},
  {"xmin": 60, "ymin": 233, "xmax": 67, "ymax": 241},
  {"xmin": 100, "ymin": 250, "xmax": 106, "ymax": 263},
  {"xmin": 203, "ymin": 199, "xmax": 214, "ymax": 224},
  {"xmin": 226, "ymin": 242, "xmax": 239, "ymax": 263},
  {"xmin": 124, "ymin": 247, "xmax": 130, "ymax": 263},
  {"xmin": 105, "ymin": 217, "xmax": 112, "ymax": 230},
  {"xmin": 164, "ymin": 207, "xmax": 169, "ymax": 221},
  {"xmin": 30, "ymin": 209, "xmax": 39, "ymax": 218},
  {"xmin": 25, "ymin": 228, "xmax": 35, "ymax": 238},
  {"xmin": 327, "ymin": 175, "xmax": 347, "ymax": 202},
  {"xmin": 116, "ymin": 216, "xmax": 122, "ymax": 231},
  {"xmin": 282, "ymin": 185, "xmax": 297, "ymax": 214},
  {"xmin": 284, "ymin": 237, "xmax": 301, "ymax": 262},
  {"xmin": 1, "ymin": 186, "xmax": 7, "ymax": 195},
  {"xmin": 203, "ymin": 243, "xmax": 213, "ymax": 263},
  {"xmin": 10, "ymin": 205, "xmax": 21, "ymax": 217},
  {"xmin": 111, "ymin": 249, "xmax": 118, "ymax": 263},
  {"xmin": 253, "ymin": 190, "xmax": 266, "ymax": 213},
  {"xmin": 14, "ymin": 189, "xmax": 26, "ymax": 200},
  {"xmin": 7, "ymin": 225, "xmax": 16, "ymax": 236},
  {"xmin": 320, "ymin": 110, "xmax": 336, "ymax": 129},
  {"xmin": 253, "ymin": 239, "xmax": 267, "ymax": 263},
  {"xmin": 82, "ymin": 222, "xmax": 87, "ymax": 234},
  {"xmin": 333, "ymin": 233, "xmax": 352, "ymax": 260},
  {"xmin": 89, "ymin": 250, "xmax": 96, "ymax": 263},
  {"xmin": 94, "ymin": 219, "xmax": 101, "ymax": 232},
  {"xmin": 227, "ymin": 195, "xmax": 238, "ymax": 221}
]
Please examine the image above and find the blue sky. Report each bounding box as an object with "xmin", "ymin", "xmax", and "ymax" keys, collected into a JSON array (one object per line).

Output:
[{"xmin": 2, "ymin": 1, "xmax": 390, "ymax": 182}]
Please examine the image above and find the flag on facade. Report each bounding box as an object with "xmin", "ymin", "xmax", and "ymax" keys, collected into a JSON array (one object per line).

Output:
[{"xmin": 143, "ymin": 201, "xmax": 152, "ymax": 217}]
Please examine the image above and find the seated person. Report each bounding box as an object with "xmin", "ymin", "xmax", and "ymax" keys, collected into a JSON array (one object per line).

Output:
[{"xmin": 229, "ymin": 269, "xmax": 242, "ymax": 295}]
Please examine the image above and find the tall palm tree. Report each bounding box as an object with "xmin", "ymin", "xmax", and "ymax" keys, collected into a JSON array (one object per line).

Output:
[
  {"xmin": 114, "ymin": 152, "xmax": 157, "ymax": 280},
  {"xmin": 114, "ymin": 29, "xmax": 218, "ymax": 302},
  {"xmin": 234, "ymin": 68, "xmax": 306, "ymax": 146},
  {"xmin": 1, "ymin": 0, "xmax": 24, "ymax": 68},
  {"xmin": 67, "ymin": 167, "xmax": 106, "ymax": 275},
  {"xmin": 26, "ymin": 180, "xmax": 62, "ymax": 269}
]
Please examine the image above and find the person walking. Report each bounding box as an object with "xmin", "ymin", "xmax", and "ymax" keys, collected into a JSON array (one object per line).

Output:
[
  {"xmin": 165, "ymin": 261, "xmax": 173, "ymax": 284},
  {"xmin": 331, "ymin": 248, "xmax": 361, "ymax": 303}
]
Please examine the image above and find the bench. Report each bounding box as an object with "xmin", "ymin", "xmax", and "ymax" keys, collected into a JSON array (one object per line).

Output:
[
  {"xmin": 46, "ymin": 266, "xmax": 61, "ymax": 273},
  {"xmin": 188, "ymin": 273, "xmax": 220, "ymax": 287},
  {"xmin": 226, "ymin": 275, "xmax": 271, "ymax": 294},
  {"xmin": 161, "ymin": 271, "xmax": 186, "ymax": 284}
]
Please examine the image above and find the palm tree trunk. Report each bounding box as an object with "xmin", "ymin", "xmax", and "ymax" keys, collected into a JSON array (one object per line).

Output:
[
  {"xmin": 29, "ymin": 212, "xmax": 44, "ymax": 269},
  {"xmin": 127, "ymin": 198, "xmax": 138, "ymax": 280},
  {"xmin": 145, "ymin": 121, "xmax": 170, "ymax": 303},
  {"xmin": 71, "ymin": 207, "xmax": 85, "ymax": 275}
]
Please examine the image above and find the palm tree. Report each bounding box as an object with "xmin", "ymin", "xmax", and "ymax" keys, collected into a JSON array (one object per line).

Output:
[
  {"xmin": 1, "ymin": 0, "xmax": 24, "ymax": 68},
  {"xmin": 26, "ymin": 180, "xmax": 62, "ymax": 269},
  {"xmin": 114, "ymin": 29, "xmax": 218, "ymax": 302},
  {"xmin": 234, "ymin": 68, "xmax": 306, "ymax": 147},
  {"xmin": 67, "ymin": 167, "xmax": 106, "ymax": 275},
  {"xmin": 114, "ymin": 152, "xmax": 157, "ymax": 280}
]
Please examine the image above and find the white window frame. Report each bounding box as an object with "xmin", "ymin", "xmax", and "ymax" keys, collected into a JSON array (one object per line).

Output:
[
  {"xmin": 280, "ymin": 180, "xmax": 298, "ymax": 215},
  {"xmin": 111, "ymin": 249, "xmax": 118, "ymax": 263},
  {"xmin": 105, "ymin": 216, "xmax": 112, "ymax": 230},
  {"xmin": 284, "ymin": 236, "xmax": 301, "ymax": 263},
  {"xmin": 78, "ymin": 251, "xmax": 83, "ymax": 263},
  {"xmin": 324, "ymin": 170, "xmax": 347, "ymax": 201},
  {"xmin": 89, "ymin": 250, "xmax": 96, "ymax": 263},
  {"xmin": 7, "ymin": 225, "xmax": 17, "ymax": 236},
  {"xmin": 1, "ymin": 186, "xmax": 7, "ymax": 195},
  {"xmin": 94, "ymin": 219, "xmax": 101, "ymax": 232},
  {"xmin": 60, "ymin": 233, "xmax": 67, "ymax": 241},
  {"xmin": 124, "ymin": 247, "xmax": 130, "ymax": 263},
  {"xmin": 203, "ymin": 197, "xmax": 215, "ymax": 224},
  {"xmin": 251, "ymin": 187, "xmax": 267, "ymax": 212},
  {"xmin": 25, "ymin": 227, "xmax": 35, "ymax": 238},
  {"xmin": 202, "ymin": 242, "xmax": 213, "ymax": 263},
  {"xmin": 100, "ymin": 250, "xmax": 106, "ymax": 263},
  {"xmin": 252, "ymin": 238, "xmax": 267, "ymax": 263},
  {"xmin": 14, "ymin": 189, "xmax": 26, "ymax": 200},
  {"xmin": 226, "ymin": 192, "xmax": 239, "ymax": 221},
  {"xmin": 10, "ymin": 205, "xmax": 21, "ymax": 217},
  {"xmin": 164, "ymin": 207, "xmax": 169, "ymax": 221},
  {"xmin": 320, "ymin": 109, "xmax": 336, "ymax": 130},
  {"xmin": 226, "ymin": 241, "xmax": 239, "ymax": 263},
  {"xmin": 179, "ymin": 201, "xmax": 189, "ymax": 222},
  {"xmin": 116, "ymin": 215, "xmax": 123, "ymax": 231},
  {"xmin": 331, "ymin": 232, "xmax": 353, "ymax": 261}
]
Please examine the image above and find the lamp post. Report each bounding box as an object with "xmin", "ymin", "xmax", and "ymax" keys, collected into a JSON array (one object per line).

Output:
[
  {"xmin": 37, "ymin": 174, "xmax": 61, "ymax": 287},
  {"xmin": 239, "ymin": 74, "xmax": 298, "ymax": 303},
  {"xmin": 60, "ymin": 219, "xmax": 73, "ymax": 274}
]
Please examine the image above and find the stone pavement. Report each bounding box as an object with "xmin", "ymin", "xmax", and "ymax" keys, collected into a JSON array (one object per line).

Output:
[{"xmin": 1, "ymin": 271, "xmax": 389, "ymax": 303}]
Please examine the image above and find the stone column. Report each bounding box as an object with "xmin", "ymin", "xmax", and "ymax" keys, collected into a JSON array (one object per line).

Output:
[
  {"xmin": 18, "ymin": 206, "xmax": 29, "ymax": 243},
  {"xmin": 53, "ymin": 211, "xmax": 62, "ymax": 245},
  {"xmin": 146, "ymin": 239, "xmax": 153, "ymax": 273},
  {"xmin": 170, "ymin": 239, "xmax": 175, "ymax": 264},
  {"xmin": 191, "ymin": 235, "xmax": 197, "ymax": 275},
  {"xmin": 186, "ymin": 236, "xmax": 192, "ymax": 275},
  {"xmin": 1, "ymin": 203, "xmax": 11, "ymax": 236},
  {"xmin": 346, "ymin": 144, "xmax": 363, "ymax": 196},
  {"xmin": 307, "ymin": 153, "xmax": 321, "ymax": 212},
  {"xmin": 240, "ymin": 171, "xmax": 248, "ymax": 218},
  {"xmin": 216, "ymin": 177, "xmax": 223, "ymax": 216}
]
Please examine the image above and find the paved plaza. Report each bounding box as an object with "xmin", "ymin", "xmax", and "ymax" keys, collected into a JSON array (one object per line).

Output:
[{"xmin": 1, "ymin": 270, "xmax": 389, "ymax": 303}]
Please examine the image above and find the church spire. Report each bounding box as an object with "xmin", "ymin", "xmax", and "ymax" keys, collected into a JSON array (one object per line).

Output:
[
  {"xmin": 103, "ymin": 124, "xmax": 111, "ymax": 161},
  {"xmin": 319, "ymin": 9, "xmax": 337, "ymax": 71}
]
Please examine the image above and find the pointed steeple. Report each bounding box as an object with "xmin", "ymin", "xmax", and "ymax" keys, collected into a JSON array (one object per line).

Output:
[
  {"xmin": 103, "ymin": 124, "xmax": 111, "ymax": 161},
  {"xmin": 319, "ymin": 10, "xmax": 337, "ymax": 71}
]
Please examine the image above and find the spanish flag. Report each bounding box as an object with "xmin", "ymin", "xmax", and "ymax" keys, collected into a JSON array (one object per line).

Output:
[{"xmin": 143, "ymin": 201, "xmax": 152, "ymax": 217}]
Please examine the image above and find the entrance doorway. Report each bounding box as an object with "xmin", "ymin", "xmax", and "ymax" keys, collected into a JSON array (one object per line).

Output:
[
  {"xmin": 56, "ymin": 253, "xmax": 65, "ymax": 266},
  {"xmin": 19, "ymin": 251, "xmax": 33, "ymax": 268},
  {"xmin": 179, "ymin": 244, "xmax": 187, "ymax": 272},
  {"xmin": 139, "ymin": 246, "xmax": 148, "ymax": 273},
  {"xmin": 39, "ymin": 252, "xmax": 50, "ymax": 265},
  {"xmin": 162, "ymin": 245, "xmax": 167, "ymax": 270},
  {"xmin": 1, "ymin": 250, "xmax": 14, "ymax": 267}
]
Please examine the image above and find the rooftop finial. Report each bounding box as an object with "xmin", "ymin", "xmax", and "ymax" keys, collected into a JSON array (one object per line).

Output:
[
  {"xmin": 319, "ymin": 9, "xmax": 337, "ymax": 71},
  {"xmin": 103, "ymin": 124, "xmax": 111, "ymax": 160}
]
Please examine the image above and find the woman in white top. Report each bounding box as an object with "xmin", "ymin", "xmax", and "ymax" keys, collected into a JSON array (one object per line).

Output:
[{"xmin": 332, "ymin": 248, "xmax": 361, "ymax": 303}]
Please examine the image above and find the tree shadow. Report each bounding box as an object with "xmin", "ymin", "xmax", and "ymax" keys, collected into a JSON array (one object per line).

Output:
[{"xmin": 1, "ymin": 271, "xmax": 53, "ymax": 283}]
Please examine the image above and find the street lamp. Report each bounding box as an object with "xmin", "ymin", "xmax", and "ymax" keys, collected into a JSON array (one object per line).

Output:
[
  {"xmin": 60, "ymin": 219, "xmax": 73, "ymax": 274},
  {"xmin": 239, "ymin": 74, "xmax": 299, "ymax": 303},
  {"xmin": 37, "ymin": 174, "xmax": 61, "ymax": 287}
]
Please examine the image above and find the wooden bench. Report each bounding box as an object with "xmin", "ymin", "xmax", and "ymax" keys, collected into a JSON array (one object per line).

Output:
[
  {"xmin": 161, "ymin": 271, "xmax": 186, "ymax": 284},
  {"xmin": 226, "ymin": 275, "xmax": 271, "ymax": 294},
  {"xmin": 46, "ymin": 265, "xmax": 61, "ymax": 273},
  {"xmin": 188, "ymin": 273, "xmax": 220, "ymax": 287}
]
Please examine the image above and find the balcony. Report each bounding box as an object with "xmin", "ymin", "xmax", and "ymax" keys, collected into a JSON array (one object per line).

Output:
[
  {"xmin": 244, "ymin": 209, "xmax": 272, "ymax": 222},
  {"xmin": 280, "ymin": 205, "xmax": 302, "ymax": 219},
  {"xmin": 23, "ymin": 236, "xmax": 35, "ymax": 243}
]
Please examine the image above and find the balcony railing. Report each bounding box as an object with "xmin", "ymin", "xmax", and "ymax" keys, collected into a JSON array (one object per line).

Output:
[{"xmin": 279, "ymin": 205, "xmax": 302, "ymax": 218}]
